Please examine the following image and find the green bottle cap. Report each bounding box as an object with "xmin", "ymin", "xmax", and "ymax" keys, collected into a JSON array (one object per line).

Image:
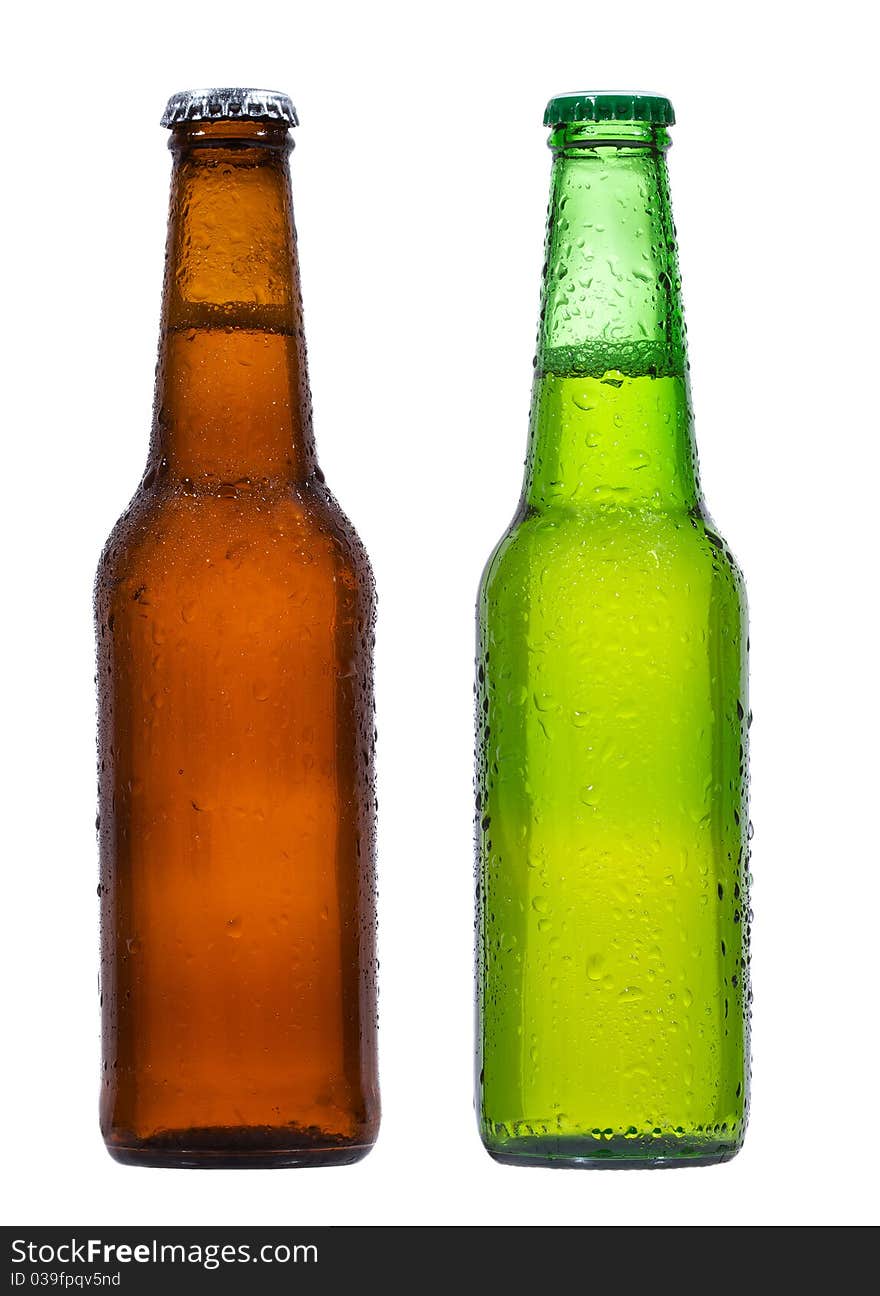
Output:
[{"xmin": 543, "ymin": 92, "xmax": 675, "ymax": 127}]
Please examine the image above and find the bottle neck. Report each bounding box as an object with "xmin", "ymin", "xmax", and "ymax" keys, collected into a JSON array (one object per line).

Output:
[
  {"xmin": 150, "ymin": 120, "xmax": 316, "ymax": 485},
  {"xmin": 525, "ymin": 122, "xmax": 700, "ymax": 512}
]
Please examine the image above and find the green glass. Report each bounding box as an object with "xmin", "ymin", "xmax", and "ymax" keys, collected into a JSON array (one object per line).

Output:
[{"xmin": 475, "ymin": 98, "xmax": 750, "ymax": 1168}]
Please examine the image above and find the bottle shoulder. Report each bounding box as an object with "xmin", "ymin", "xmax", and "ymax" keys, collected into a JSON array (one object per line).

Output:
[
  {"xmin": 96, "ymin": 480, "xmax": 374, "ymax": 614},
  {"xmin": 480, "ymin": 505, "xmax": 746, "ymax": 608}
]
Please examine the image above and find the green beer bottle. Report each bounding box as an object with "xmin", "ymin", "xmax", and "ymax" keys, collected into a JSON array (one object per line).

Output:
[{"xmin": 476, "ymin": 94, "xmax": 750, "ymax": 1167}]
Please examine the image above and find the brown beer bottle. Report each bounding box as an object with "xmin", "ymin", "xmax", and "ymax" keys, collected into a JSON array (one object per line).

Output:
[{"xmin": 95, "ymin": 89, "xmax": 379, "ymax": 1167}]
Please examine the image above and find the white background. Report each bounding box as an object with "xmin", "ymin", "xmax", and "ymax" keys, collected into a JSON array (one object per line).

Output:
[{"xmin": 2, "ymin": 0, "xmax": 877, "ymax": 1228}]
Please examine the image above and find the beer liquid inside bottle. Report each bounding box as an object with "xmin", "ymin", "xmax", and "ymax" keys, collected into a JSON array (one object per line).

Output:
[
  {"xmin": 476, "ymin": 95, "xmax": 749, "ymax": 1167},
  {"xmin": 96, "ymin": 90, "xmax": 379, "ymax": 1167}
]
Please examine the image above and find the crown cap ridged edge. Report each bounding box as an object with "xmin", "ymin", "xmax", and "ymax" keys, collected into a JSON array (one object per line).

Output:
[
  {"xmin": 161, "ymin": 88, "xmax": 298, "ymax": 128},
  {"xmin": 543, "ymin": 92, "xmax": 675, "ymax": 127}
]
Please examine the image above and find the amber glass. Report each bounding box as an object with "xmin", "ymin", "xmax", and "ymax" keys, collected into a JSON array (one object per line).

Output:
[{"xmin": 95, "ymin": 116, "xmax": 379, "ymax": 1167}]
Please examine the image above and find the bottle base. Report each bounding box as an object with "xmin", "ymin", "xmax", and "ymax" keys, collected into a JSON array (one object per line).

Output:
[
  {"xmin": 483, "ymin": 1133, "xmax": 742, "ymax": 1170},
  {"xmin": 105, "ymin": 1124, "xmax": 375, "ymax": 1169}
]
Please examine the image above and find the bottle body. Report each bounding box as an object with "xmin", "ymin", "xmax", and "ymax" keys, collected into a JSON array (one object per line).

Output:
[
  {"xmin": 476, "ymin": 103, "xmax": 749, "ymax": 1167},
  {"xmin": 477, "ymin": 453, "xmax": 748, "ymax": 1166},
  {"xmin": 96, "ymin": 101, "xmax": 378, "ymax": 1167}
]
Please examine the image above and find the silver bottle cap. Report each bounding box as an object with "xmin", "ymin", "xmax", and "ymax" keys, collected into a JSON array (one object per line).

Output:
[{"xmin": 161, "ymin": 88, "xmax": 298, "ymax": 128}]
